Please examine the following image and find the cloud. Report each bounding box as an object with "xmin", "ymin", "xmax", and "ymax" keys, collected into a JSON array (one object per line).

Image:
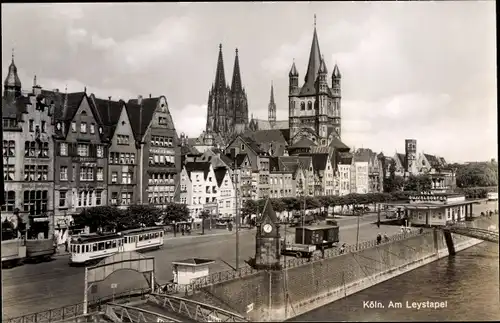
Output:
[
  {"xmin": 50, "ymin": 3, "xmax": 85, "ymax": 20},
  {"xmin": 260, "ymin": 33, "xmax": 310, "ymax": 76},
  {"xmin": 91, "ymin": 34, "xmax": 117, "ymax": 50},
  {"xmin": 170, "ymin": 104, "xmax": 207, "ymax": 138}
]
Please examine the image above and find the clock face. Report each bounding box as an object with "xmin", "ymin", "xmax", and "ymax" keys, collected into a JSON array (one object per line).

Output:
[{"xmin": 263, "ymin": 224, "xmax": 273, "ymax": 234}]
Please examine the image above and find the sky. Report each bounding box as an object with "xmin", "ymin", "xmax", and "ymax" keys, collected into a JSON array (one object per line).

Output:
[{"xmin": 1, "ymin": 2, "xmax": 497, "ymax": 163}]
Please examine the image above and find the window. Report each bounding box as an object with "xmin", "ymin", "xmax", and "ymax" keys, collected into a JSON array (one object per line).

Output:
[
  {"xmin": 96, "ymin": 146, "xmax": 104, "ymax": 158},
  {"xmin": 71, "ymin": 122, "xmax": 77, "ymax": 132},
  {"xmin": 97, "ymin": 168, "xmax": 104, "ymax": 181},
  {"xmin": 301, "ymin": 102, "xmax": 305, "ymax": 110},
  {"xmin": 59, "ymin": 191, "xmax": 67, "ymax": 207},
  {"xmin": 1, "ymin": 191, "xmax": 15, "ymax": 212},
  {"xmin": 158, "ymin": 117, "xmax": 167, "ymax": 125},
  {"xmin": 24, "ymin": 165, "xmax": 36, "ymax": 181},
  {"xmin": 80, "ymin": 167, "xmax": 94, "ymax": 181},
  {"xmin": 90, "ymin": 123, "xmax": 95, "ymax": 134},
  {"xmin": 40, "ymin": 142, "xmax": 49, "ymax": 158},
  {"xmin": 60, "ymin": 143, "xmax": 68, "ymax": 156},
  {"xmin": 35, "ymin": 166, "xmax": 48, "ymax": 181},
  {"xmin": 41, "ymin": 121, "xmax": 46, "ymax": 133},
  {"xmin": 60, "ymin": 166, "xmax": 68, "ymax": 181},
  {"xmin": 111, "ymin": 172, "xmax": 118, "ymax": 184},
  {"xmin": 117, "ymin": 135, "xmax": 129, "ymax": 145},
  {"xmin": 29, "ymin": 119, "xmax": 34, "ymax": 132},
  {"xmin": 121, "ymin": 166, "xmax": 132, "ymax": 184},
  {"xmin": 308, "ymin": 101, "xmax": 312, "ymax": 110},
  {"xmin": 23, "ymin": 190, "xmax": 48, "ymax": 216},
  {"xmin": 130, "ymin": 153, "xmax": 135, "ymax": 164},
  {"xmin": 80, "ymin": 122, "xmax": 87, "ymax": 133},
  {"xmin": 24, "ymin": 141, "xmax": 36, "ymax": 157},
  {"xmin": 72, "ymin": 165, "xmax": 76, "ymax": 181},
  {"xmin": 3, "ymin": 164, "xmax": 15, "ymax": 181},
  {"xmin": 96, "ymin": 190, "xmax": 102, "ymax": 205},
  {"xmin": 77, "ymin": 144, "xmax": 89, "ymax": 157},
  {"xmin": 225, "ymin": 201, "xmax": 230, "ymax": 208},
  {"xmin": 121, "ymin": 192, "xmax": 132, "ymax": 205},
  {"xmin": 2, "ymin": 140, "xmax": 16, "ymax": 159},
  {"xmin": 111, "ymin": 192, "xmax": 118, "ymax": 204}
]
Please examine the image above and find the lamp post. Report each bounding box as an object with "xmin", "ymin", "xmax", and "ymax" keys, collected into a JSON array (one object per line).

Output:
[{"xmin": 232, "ymin": 164, "xmax": 240, "ymax": 271}]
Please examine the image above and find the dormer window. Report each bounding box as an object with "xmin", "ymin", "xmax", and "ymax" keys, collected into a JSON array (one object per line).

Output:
[
  {"xmin": 241, "ymin": 144, "xmax": 245, "ymax": 151},
  {"xmin": 98, "ymin": 126, "xmax": 103, "ymax": 134},
  {"xmin": 90, "ymin": 123, "xmax": 95, "ymax": 134},
  {"xmin": 81, "ymin": 111, "xmax": 87, "ymax": 116},
  {"xmin": 71, "ymin": 122, "xmax": 77, "ymax": 132}
]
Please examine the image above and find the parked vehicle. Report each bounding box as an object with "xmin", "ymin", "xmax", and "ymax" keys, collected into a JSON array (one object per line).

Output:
[
  {"xmin": 69, "ymin": 226, "xmax": 164, "ymax": 265},
  {"xmin": 281, "ymin": 225, "xmax": 340, "ymax": 258}
]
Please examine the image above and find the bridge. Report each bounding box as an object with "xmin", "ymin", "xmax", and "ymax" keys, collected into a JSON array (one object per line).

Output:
[{"xmin": 443, "ymin": 225, "xmax": 499, "ymax": 243}]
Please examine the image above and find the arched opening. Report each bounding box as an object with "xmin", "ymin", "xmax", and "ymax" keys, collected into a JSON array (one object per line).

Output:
[
  {"xmin": 300, "ymin": 102, "xmax": 305, "ymax": 111},
  {"xmin": 307, "ymin": 101, "xmax": 312, "ymax": 110}
]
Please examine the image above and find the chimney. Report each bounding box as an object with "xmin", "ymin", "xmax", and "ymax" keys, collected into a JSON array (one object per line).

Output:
[
  {"xmin": 137, "ymin": 95, "xmax": 143, "ymax": 105},
  {"xmin": 54, "ymin": 89, "xmax": 59, "ymax": 93},
  {"xmin": 149, "ymin": 94, "xmax": 152, "ymax": 99}
]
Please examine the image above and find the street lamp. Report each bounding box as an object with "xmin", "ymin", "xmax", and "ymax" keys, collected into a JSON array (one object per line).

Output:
[{"xmin": 232, "ymin": 163, "xmax": 241, "ymax": 271}]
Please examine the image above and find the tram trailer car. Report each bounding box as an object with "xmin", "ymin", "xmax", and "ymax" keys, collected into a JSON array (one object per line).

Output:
[
  {"xmin": 69, "ymin": 226, "xmax": 164, "ymax": 265},
  {"xmin": 1, "ymin": 239, "xmax": 56, "ymax": 267},
  {"xmin": 295, "ymin": 225, "xmax": 340, "ymax": 249}
]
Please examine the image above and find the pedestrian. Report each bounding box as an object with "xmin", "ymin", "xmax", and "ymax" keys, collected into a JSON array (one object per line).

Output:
[
  {"xmin": 320, "ymin": 244, "xmax": 325, "ymax": 258},
  {"xmin": 65, "ymin": 239, "xmax": 69, "ymax": 253},
  {"xmin": 340, "ymin": 243, "xmax": 346, "ymax": 254},
  {"xmin": 376, "ymin": 233, "xmax": 382, "ymax": 245},
  {"xmin": 400, "ymin": 225, "xmax": 405, "ymax": 234},
  {"xmin": 181, "ymin": 226, "xmax": 185, "ymax": 236},
  {"xmin": 383, "ymin": 233, "xmax": 389, "ymax": 242},
  {"xmin": 419, "ymin": 227, "xmax": 424, "ymax": 234}
]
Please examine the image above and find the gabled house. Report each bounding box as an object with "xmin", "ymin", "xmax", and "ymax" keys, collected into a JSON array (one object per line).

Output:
[
  {"xmin": 127, "ymin": 96, "xmax": 182, "ymax": 205},
  {"xmin": 53, "ymin": 91, "xmax": 108, "ymax": 222},
  {"xmin": 393, "ymin": 152, "xmax": 406, "ymax": 177},
  {"xmin": 179, "ymin": 162, "xmax": 214, "ymax": 218},
  {"xmin": 93, "ymin": 98, "xmax": 137, "ymax": 208},
  {"xmin": 338, "ymin": 153, "xmax": 353, "ymax": 196},
  {"xmin": 214, "ymin": 166, "xmax": 235, "ymax": 218},
  {"xmin": 268, "ymin": 157, "xmax": 295, "ymax": 199}
]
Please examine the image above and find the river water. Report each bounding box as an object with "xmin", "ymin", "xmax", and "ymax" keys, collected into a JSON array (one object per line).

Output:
[{"xmin": 290, "ymin": 238, "xmax": 499, "ymax": 321}]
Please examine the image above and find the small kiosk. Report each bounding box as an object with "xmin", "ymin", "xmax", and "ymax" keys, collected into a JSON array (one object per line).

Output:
[{"xmin": 172, "ymin": 258, "xmax": 215, "ymax": 286}]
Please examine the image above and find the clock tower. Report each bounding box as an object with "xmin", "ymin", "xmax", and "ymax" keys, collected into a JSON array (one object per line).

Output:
[{"xmin": 255, "ymin": 199, "xmax": 281, "ymax": 269}]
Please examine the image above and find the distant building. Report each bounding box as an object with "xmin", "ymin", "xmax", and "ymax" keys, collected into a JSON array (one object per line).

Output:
[
  {"xmin": 206, "ymin": 45, "xmax": 249, "ymax": 139},
  {"xmin": 248, "ymin": 82, "xmax": 288, "ymax": 131}
]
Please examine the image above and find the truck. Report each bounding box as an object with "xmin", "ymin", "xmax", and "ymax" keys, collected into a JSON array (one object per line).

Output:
[{"xmin": 281, "ymin": 224, "xmax": 340, "ymax": 258}]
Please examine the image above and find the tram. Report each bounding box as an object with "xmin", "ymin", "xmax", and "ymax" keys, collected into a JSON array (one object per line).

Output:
[{"xmin": 69, "ymin": 226, "xmax": 164, "ymax": 265}]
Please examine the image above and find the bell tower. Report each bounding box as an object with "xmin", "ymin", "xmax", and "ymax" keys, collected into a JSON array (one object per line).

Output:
[{"xmin": 255, "ymin": 199, "xmax": 281, "ymax": 269}]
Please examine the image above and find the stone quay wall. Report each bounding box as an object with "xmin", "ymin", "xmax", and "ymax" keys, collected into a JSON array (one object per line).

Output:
[{"xmin": 189, "ymin": 217, "xmax": 496, "ymax": 321}]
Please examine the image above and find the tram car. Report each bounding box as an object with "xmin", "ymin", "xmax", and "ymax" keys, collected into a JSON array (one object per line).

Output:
[{"xmin": 69, "ymin": 226, "xmax": 164, "ymax": 265}]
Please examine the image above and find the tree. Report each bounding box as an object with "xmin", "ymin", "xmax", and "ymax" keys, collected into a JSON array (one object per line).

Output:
[
  {"xmin": 456, "ymin": 162, "xmax": 498, "ymax": 188},
  {"xmin": 163, "ymin": 203, "xmax": 190, "ymax": 224},
  {"xmin": 326, "ymin": 195, "xmax": 340, "ymax": 217},
  {"xmin": 270, "ymin": 198, "xmax": 286, "ymax": 214},
  {"xmin": 282, "ymin": 197, "xmax": 300, "ymax": 220},
  {"xmin": 124, "ymin": 204, "xmax": 164, "ymax": 228},
  {"xmin": 404, "ymin": 174, "xmax": 432, "ymax": 193},
  {"xmin": 241, "ymin": 200, "xmax": 258, "ymax": 224},
  {"xmin": 73, "ymin": 206, "xmax": 123, "ymax": 232},
  {"xmin": 316, "ymin": 196, "xmax": 331, "ymax": 215},
  {"xmin": 384, "ymin": 175, "xmax": 405, "ymax": 193},
  {"xmin": 305, "ymin": 196, "xmax": 320, "ymax": 210}
]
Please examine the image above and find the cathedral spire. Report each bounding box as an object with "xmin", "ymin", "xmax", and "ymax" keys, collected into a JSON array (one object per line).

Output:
[
  {"xmin": 214, "ymin": 43, "xmax": 226, "ymax": 91},
  {"xmin": 231, "ymin": 48, "xmax": 242, "ymax": 93},
  {"xmin": 303, "ymin": 15, "xmax": 322, "ymax": 86},
  {"xmin": 268, "ymin": 81, "xmax": 276, "ymax": 123}
]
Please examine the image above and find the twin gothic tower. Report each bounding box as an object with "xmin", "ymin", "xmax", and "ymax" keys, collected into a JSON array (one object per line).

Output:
[{"xmin": 206, "ymin": 44, "xmax": 249, "ymax": 138}]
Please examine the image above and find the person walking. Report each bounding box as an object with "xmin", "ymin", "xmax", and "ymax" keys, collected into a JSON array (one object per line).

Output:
[
  {"xmin": 383, "ymin": 233, "xmax": 389, "ymax": 242},
  {"xmin": 340, "ymin": 243, "xmax": 346, "ymax": 254},
  {"xmin": 376, "ymin": 233, "xmax": 382, "ymax": 245}
]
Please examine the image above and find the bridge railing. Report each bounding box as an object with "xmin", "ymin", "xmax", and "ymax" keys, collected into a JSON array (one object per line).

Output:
[
  {"xmin": 4, "ymin": 287, "xmax": 151, "ymax": 323},
  {"xmin": 190, "ymin": 265, "xmax": 259, "ymax": 288}
]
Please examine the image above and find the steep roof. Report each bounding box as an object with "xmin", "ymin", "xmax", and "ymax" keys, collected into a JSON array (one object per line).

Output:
[
  {"xmin": 311, "ymin": 153, "xmax": 329, "ymax": 171},
  {"xmin": 235, "ymin": 153, "xmax": 248, "ymax": 168},
  {"xmin": 353, "ymin": 148, "xmax": 372, "ymax": 163},
  {"xmin": 261, "ymin": 198, "xmax": 279, "ymax": 224},
  {"xmin": 92, "ymin": 97, "xmax": 123, "ymax": 139},
  {"xmin": 424, "ymin": 154, "xmax": 442, "ymax": 167},
  {"xmin": 214, "ymin": 167, "xmax": 228, "ymax": 187},
  {"xmin": 2, "ymin": 96, "xmax": 28, "ymax": 118},
  {"xmin": 4, "ymin": 56, "xmax": 22, "ymax": 88},
  {"xmin": 338, "ymin": 153, "xmax": 353, "ymax": 165},
  {"xmin": 291, "ymin": 137, "xmax": 316, "ymax": 148},
  {"xmin": 300, "ymin": 27, "xmax": 322, "ymax": 96},
  {"xmin": 126, "ymin": 97, "xmax": 159, "ymax": 141},
  {"xmin": 396, "ymin": 153, "xmax": 406, "ymax": 168},
  {"xmin": 214, "ymin": 44, "xmax": 227, "ymax": 91},
  {"xmin": 184, "ymin": 162, "xmax": 211, "ymax": 180},
  {"xmin": 248, "ymin": 119, "xmax": 288, "ymax": 131},
  {"xmin": 240, "ymin": 136, "xmax": 266, "ymax": 154},
  {"xmin": 329, "ymin": 137, "xmax": 350, "ymax": 151}
]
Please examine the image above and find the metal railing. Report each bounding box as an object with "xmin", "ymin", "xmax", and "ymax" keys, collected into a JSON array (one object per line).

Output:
[
  {"xmin": 190, "ymin": 265, "xmax": 259, "ymax": 288},
  {"xmin": 148, "ymin": 293, "xmax": 248, "ymax": 322},
  {"xmin": 4, "ymin": 287, "xmax": 151, "ymax": 323}
]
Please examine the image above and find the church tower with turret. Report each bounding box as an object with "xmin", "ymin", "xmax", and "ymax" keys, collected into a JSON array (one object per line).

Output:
[
  {"xmin": 4, "ymin": 50, "xmax": 23, "ymax": 100},
  {"xmin": 288, "ymin": 16, "xmax": 342, "ymax": 147}
]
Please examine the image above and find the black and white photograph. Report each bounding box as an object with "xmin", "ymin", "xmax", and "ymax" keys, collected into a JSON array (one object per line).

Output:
[{"xmin": 1, "ymin": 2, "xmax": 498, "ymax": 322}]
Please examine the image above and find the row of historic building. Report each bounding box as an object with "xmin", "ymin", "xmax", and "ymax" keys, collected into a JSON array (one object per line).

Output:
[
  {"xmin": 2, "ymin": 18, "xmax": 455, "ymax": 225},
  {"xmin": 1, "ymin": 55, "xmax": 182, "ymax": 228}
]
